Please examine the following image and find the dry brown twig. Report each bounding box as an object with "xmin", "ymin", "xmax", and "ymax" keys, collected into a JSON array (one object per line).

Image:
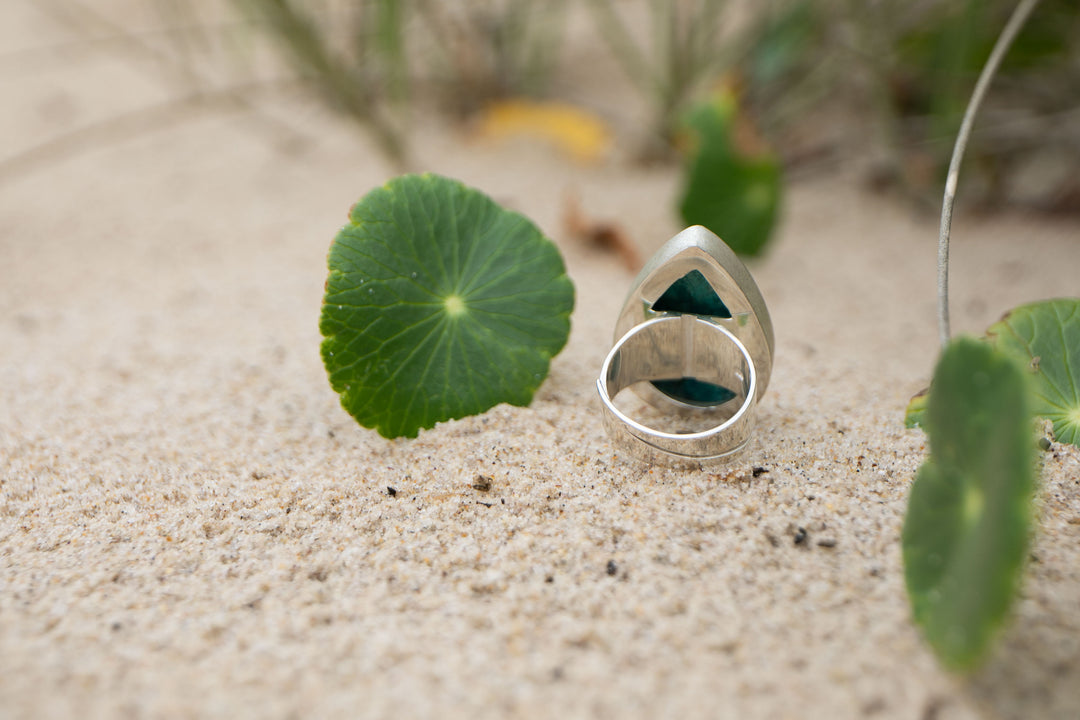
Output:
[{"xmin": 563, "ymin": 192, "xmax": 642, "ymax": 272}]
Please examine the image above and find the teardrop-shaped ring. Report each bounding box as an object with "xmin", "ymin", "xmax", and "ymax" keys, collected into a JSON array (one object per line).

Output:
[{"xmin": 597, "ymin": 226, "xmax": 774, "ymax": 466}]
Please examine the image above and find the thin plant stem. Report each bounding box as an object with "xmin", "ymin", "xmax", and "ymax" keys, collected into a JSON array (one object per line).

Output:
[
  {"xmin": 374, "ymin": 0, "xmax": 408, "ymax": 105},
  {"xmin": 410, "ymin": 0, "xmax": 461, "ymax": 74},
  {"xmin": 937, "ymin": 0, "xmax": 1041, "ymax": 348},
  {"xmin": 32, "ymin": 0, "xmax": 310, "ymax": 149},
  {"xmin": 0, "ymin": 81, "xmax": 306, "ymax": 186},
  {"xmin": 583, "ymin": 0, "xmax": 653, "ymax": 93}
]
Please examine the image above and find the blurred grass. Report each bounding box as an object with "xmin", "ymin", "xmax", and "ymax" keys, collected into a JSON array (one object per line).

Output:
[
  {"xmin": 584, "ymin": 0, "xmax": 732, "ymax": 161},
  {"xmin": 876, "ymin": 0, "xmax": 1080, "ymax": 207},
  {"xmin": 105, "ymin": 0, "xmax": 1080, "ymax": 208},
  {"xmin": 231, "ymin": 0, "xmax": 409, "ymax": 165},
  {"xmin": 413, "ymin": 0, "xmax": 568, "ymax": 116}
]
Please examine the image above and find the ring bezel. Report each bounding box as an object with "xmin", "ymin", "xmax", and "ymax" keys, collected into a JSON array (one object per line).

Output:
[{"xmin": 614, "ymin": 225, "xmax": 774, "ymax": 410}]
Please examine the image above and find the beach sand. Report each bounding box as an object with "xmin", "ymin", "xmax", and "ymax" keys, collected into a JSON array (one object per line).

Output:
[{"xmin": 2, "ymin": 2, "xmax": 1079, "ymax": 718}]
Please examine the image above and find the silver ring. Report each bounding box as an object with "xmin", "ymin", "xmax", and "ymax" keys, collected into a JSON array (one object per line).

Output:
[{"xmin": 597, "ymin": 226, "xmax": 774, "ymax": 467}]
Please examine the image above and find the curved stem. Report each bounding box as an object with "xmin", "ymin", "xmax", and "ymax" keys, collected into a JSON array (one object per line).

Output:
[{"xmin": 937, "ymin": 0, "xmax": 1041, "ymax": 349}]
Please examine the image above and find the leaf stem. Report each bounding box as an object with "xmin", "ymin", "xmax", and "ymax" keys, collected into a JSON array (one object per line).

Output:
[{"xmin": 937, "ymin": 0, "xmax": 1041, "ymax": 349}]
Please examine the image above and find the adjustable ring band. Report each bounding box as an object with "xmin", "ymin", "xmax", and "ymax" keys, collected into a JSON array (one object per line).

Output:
[
  {"xmin": 597, "ymin": 225, "xmax": 774, "ymax": 468},
  {"xmin": 597, "ymin": 315, "xmax": 757, "ymax": 466}
]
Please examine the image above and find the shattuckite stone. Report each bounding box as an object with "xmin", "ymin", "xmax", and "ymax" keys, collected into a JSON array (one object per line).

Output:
[
  {"xmin": 651, "ymin": 269, "xmax": 731, "ymax": 318},
  {"xmin": 651, "ymin": 270, "xmax": 736, "ymax": 406},
  {"xmin": 651, "ymin": 378, "xmax": 737, "ymax": 407}
]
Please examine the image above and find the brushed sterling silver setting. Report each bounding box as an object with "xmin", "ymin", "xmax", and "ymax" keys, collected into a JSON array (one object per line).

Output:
[{"xmin": 597, "ymin": 225, "xmax": 774, "ymax": 467}]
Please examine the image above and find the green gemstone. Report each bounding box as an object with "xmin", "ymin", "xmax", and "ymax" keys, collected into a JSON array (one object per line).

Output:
[
  {"xmin": 651, "ymin": 378, "xmax": 737, "ymax": 407},
  {"xmin": 650, "ymin": 271, "xmax": 735, "ymax": 405},
  {"xmin": 651, "ymin": 269, "xmax": 731, "ymax": 318}
]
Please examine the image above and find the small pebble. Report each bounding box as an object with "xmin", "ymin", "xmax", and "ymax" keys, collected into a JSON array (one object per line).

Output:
[
  {"xmin": 793, "ymin": 527, "xmax": 808, "ymax": 545},
  {"xmin": 472, "ymin": 475, "xmax": 493, "ymax": 491},
  {"xmin": 386, "ymin": 486, "xmax": 397, "ymax": 497},
  {"xmin": 817, "ymin": 538, "xmax": 837, "ymax": 548},
  {"xmin": 606, "ymin": 560, "xmax": 618, "ymax": 576}
]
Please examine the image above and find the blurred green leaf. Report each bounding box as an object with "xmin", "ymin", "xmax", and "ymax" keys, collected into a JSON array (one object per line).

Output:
[
  {"xmin": 988, "ymin": 298, "xmax": 1080, "ymax": 448},
  {"xmin": 902, "ymin": 337, "xmax": 1034, "ymax": 672},
  {"xmin": 677, "ymin": 92, "xmax": 782, "ymax": 256},
  {"xmin": 320, "ymin": 173, "xmax": 575, "ymax": 439}
]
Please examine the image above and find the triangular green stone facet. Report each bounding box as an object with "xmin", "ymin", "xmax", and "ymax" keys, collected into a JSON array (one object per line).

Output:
[{"xmin": 651, "ymin": 269, "xmax": 731, "ymax": 318}]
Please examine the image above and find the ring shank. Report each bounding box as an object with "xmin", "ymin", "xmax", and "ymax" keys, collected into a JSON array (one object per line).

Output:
[{"xmin": 597, "ymin": 315, "xmax": 757, "ymax": 466}]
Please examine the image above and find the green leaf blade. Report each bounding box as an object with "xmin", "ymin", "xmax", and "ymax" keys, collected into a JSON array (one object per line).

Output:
[
  {"xmin": 902, "ymin": 337, "xmax": 1035, "ymax": 672},
  {"xmin": 321, "ymin": 173, "xmax": 574, "ymax": 438},
  {"xmin": 677, "ymin": 92, "xmax": 782, "ymax": 257},
  {"xmin": 988, "ymin": 298, "xmax": 1080, "ymax": 448}
]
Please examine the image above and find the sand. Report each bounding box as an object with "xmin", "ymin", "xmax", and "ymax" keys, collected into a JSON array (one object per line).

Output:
[{"xmin": 2, "ymin": 2, "xmax": 1080, "ymax": 718}]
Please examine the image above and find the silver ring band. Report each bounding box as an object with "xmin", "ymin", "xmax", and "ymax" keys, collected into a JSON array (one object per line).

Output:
[{"xmin": 597, "ymin": 315, "xmax": 757, "ymax": 466}]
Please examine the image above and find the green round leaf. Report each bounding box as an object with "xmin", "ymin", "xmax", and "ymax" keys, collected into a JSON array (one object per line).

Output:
[
  {"xmin": 987, "ymin": 298, "xmax": 1080, "ymax": 449},
  {"xmin": 902, "ymin": 338, "xmax": 1035, "ymax": 672},
  {"xmin": 677, "ymin": 92, "xmax": 782, "ymax": 257},
  {"xmin": 319, "ymin": 173, "xmax": 574, "ymax": 439}
]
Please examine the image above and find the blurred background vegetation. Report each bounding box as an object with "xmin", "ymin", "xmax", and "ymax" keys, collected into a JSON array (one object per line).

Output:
[{"xmin": 42, "ymin": 0, "xmax": 1078, "ymax": 249}]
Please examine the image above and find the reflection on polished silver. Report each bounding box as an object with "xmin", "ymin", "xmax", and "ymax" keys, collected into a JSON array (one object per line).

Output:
[{"xmin": 597, "ymin": 225, "xmax": 774, "ymax": 467}]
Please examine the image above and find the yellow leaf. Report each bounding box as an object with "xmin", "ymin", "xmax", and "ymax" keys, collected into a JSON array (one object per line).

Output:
[{"xmin": 476, "ymin": 100, "xmax": 612, "ymax": 163}]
